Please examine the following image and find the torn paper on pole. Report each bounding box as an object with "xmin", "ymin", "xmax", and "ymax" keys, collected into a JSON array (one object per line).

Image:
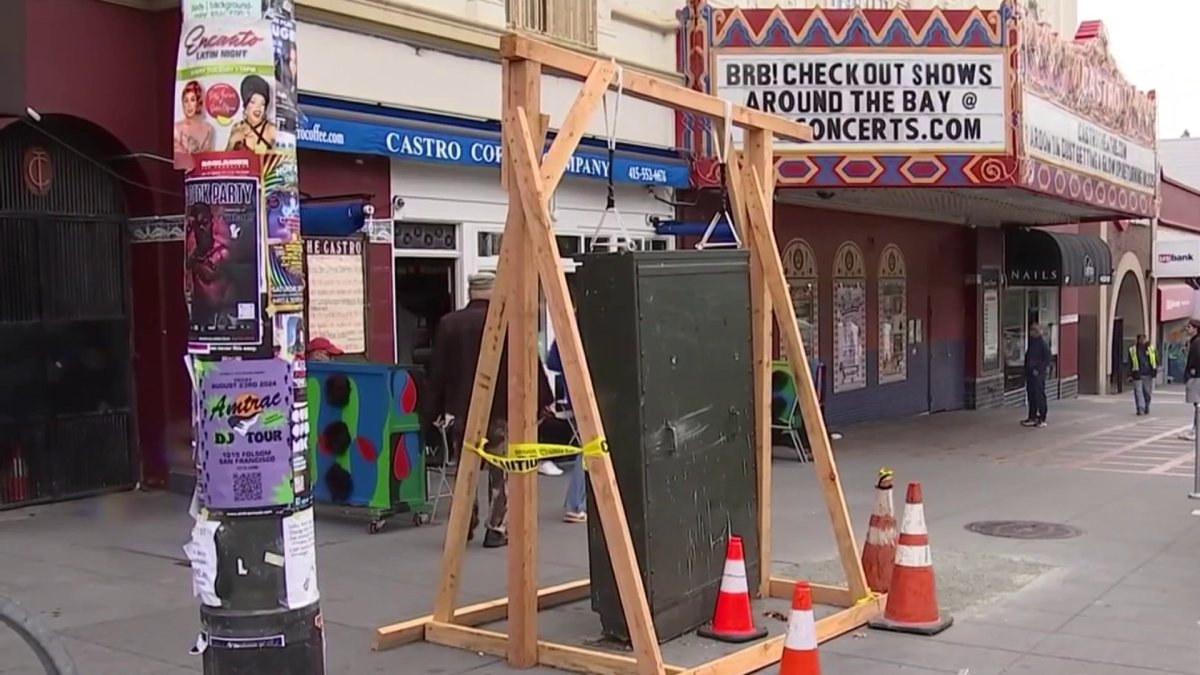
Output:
[
  {"xmin": 282, "ymin": 508, "xmax": 320, "ymax": 609},
  {"xmin": 184, "ymin": 518, "xmax": 221, "ymax": 607}
]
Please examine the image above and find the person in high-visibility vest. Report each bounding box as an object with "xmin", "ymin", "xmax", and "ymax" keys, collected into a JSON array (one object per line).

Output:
[{"xmin": 1129, "ymin": 334, "xmax": 1159, "ymax": 416}]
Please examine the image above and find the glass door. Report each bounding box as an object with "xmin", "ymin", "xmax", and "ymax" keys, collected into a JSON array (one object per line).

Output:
[{"xmin": 1002, "ymin": 288, "xmax": 1027, "ymax": 392}]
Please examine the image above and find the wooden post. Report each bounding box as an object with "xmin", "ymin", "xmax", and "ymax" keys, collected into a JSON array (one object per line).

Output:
[
  {"xmin": 431, "ymin": 60, "xmax": 612, "ymax": 627},
  {"xmin": 744, "ymin": 130, "xmax": 774, "ymax": 599},
  {"xmin": 504, "ymin": 57, "xmax": 543, "ymax": 667},
  {"xmin": 506, "ymin": 107, "xmax": 667, "ymax": 675}
]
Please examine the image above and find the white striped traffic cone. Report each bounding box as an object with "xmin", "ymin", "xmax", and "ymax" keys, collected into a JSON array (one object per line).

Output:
[
  {"xmin": 861, "ymin": 468, "xmax": 896, "ymax": 593},
  {"xmin": 868, "ymin": 482, "xmax": 953, "ymax": 635},
  {"xmin": 697, "ymin": 535, "xmax": 767, "ymax": 643},
  {"xmin": 779, "ymin": 581, "xmax": 820, "ymax": 675}
]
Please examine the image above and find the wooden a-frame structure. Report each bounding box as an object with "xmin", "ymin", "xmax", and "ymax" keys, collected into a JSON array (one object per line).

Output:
[{"xmin": 373, "ymin": 33, "xmax": 885, "ymax": 675}]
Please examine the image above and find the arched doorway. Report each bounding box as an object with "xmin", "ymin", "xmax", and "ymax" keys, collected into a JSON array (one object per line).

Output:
[
  {"xmin": 0, "ymin": 116, "xmax": 138, "ymax": 508},
  {"xmin": 1111, "ymin": 267, "xmax": 1147, "ymax": 391}
]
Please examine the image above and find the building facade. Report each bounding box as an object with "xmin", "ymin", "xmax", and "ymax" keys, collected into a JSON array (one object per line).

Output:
[
  {"xmin": 734, "ymin": 0, "xmax": 1077, "ymax": 37},
  {"xmin": 1151, "ymin": 176, "xmax": 1200, "ymax": 384},
  {"xmin": 0, "ymin": 0, "xmax": 694, "ymax": 504},
  {"xmin": 676, "ymin": 1, "xmax": 1156, "ymax": 426}
]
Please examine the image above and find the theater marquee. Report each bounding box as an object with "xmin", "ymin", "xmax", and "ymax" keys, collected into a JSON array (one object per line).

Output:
[{"xmin": 713, "ymin": 51, "xmax": 1007, "ymax": 153}]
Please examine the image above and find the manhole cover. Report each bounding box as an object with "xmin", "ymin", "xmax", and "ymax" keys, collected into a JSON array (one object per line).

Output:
[{"xmin": 964, "ymin": 520, "xmax": 1083, "ymax": 540}]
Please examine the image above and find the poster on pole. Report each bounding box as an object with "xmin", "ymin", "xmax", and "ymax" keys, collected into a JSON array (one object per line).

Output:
[
  {"xmin": 198, "ymin": 358, "xmax": 294, "ymax": 511},
  {"xmin": 183, "ymin": 0, "xmax": 264, "ymax": 21},
  {"xmin": 282, "ymin": 508, "xmax": 320, "ymax": 609},
  {"xmin": 173, "ymin": 17, "xmax": 277, "ymax": 169},
  {"xmin": 185, "ymin": 152, "xmax": 265, "ymax": 353}
]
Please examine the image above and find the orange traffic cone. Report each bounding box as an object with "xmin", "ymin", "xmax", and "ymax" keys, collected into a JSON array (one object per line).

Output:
[
  {"xmin": 779, "ymin": 581, "xmax": 821, "ymax": 675},
  {"xmin": 868, "ymin": 482, "xmax": 953, "ymax": 635},
  {"xmin": 861, "ymin": 468, "xmax": 897, "ymax": 593},
  {"xmin": 697, "ymin": 535, "xmax": 767, "ymax": 643}
]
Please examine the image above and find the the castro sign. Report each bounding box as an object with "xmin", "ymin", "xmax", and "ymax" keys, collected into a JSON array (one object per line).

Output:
[{"xmin": 714, "ymin": 51, "xmax": 1007, "ymax": 153}]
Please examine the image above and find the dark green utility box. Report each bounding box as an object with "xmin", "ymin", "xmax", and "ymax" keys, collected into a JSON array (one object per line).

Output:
[{"xmin": 574, "ymin": 250, "xmax": 761, "ymax": 644}]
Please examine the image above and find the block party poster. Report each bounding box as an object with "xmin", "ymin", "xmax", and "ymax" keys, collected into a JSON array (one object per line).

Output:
[{"xmin": 185, "ymin": 152, "xmax": 265, "ymax": 352}]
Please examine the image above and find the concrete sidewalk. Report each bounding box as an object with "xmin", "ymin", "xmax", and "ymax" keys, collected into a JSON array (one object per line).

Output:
[{"xmin": 2, "ymin": 391, "xmax": 1199, "ymax": 674}]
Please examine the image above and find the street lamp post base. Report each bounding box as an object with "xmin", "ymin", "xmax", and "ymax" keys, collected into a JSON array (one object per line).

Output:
[{"xmin": 200, "ymin": 602, "xmax": 325, "ymax": 674}]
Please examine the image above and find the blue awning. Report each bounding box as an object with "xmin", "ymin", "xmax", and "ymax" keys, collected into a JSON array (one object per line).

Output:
[
  {"xmin": 653, "ymin": 220, "xmax": 737, "ymax": 241},
  {"xmin": 297, "ymin": 113, "xmax": 689, "ymax": 188},
  {"xmin": 300, "ymin": 202, "xmax": 368, "ymax": 237}
]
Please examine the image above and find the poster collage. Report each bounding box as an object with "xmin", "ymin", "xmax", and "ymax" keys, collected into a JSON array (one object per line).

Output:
[{"xmin": 177, "ymin": 0, "xmax": 319, "ymax": 614}]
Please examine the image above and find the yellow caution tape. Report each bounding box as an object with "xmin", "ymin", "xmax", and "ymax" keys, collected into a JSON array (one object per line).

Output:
[
  {"xmin": 465, "ymin": 436, "xmax": 609, "ymax": 474},
  {"xmin": 854, "ymin": 592, "xmax": 882, "ymax": 607}
]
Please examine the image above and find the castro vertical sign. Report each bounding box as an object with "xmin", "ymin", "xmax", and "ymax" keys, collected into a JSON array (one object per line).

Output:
[{"xmin": 714, "ymin": 52, "xmax": 1007, "ymax": 152}]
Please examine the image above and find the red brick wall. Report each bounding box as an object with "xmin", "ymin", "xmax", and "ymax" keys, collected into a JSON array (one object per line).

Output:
[
  {"xmin": 767, "ymin": 204, "xmax": 969, "ymax": 366},
  {"xmin": 682, "ymin": 193, "xmax": 972, "ymax": 423},
  {"xmin": 298, "ymin": 149, "xmax": 395, "ymax": 361},
  {"xmin": 1043, "ymin": 223, "xmax": 1082, "ymax": 380}
]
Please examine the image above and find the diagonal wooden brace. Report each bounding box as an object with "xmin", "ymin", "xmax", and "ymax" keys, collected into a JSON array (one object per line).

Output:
[
  {"xmin": 431, "ymin": 58, "xmax": 620, "ymax": 625},
  {"xmin": 728, "ymin": 156, "xmax": 871, "ymax": 601},
  {"xmin": 505, "ymin": 105, "xmax": 667, "ymax": 675}
]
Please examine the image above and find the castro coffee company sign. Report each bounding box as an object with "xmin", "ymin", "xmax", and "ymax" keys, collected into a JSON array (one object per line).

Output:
[{"xmin": 714, "ymin": 51, "xmax": 1007, "ymax": 152}]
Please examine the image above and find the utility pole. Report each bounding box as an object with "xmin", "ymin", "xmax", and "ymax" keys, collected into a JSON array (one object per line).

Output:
[{"xmin": 176, "ymin": 1, "xmax": 325, "ymax": 672}]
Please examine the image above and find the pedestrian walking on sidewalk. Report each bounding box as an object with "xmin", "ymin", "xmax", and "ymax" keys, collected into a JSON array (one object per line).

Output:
[
  {"xmin": 1021, "ymin": 323, "xmax": 1051, "ymax": 428},
  {"xmin": 426, "ymin": 272, "xmax": 554, "ymax": 548},
  {"xmin": 1180, "ymin": 320, "xmax": 1200, "ymax": 441},
  {"xmin": 546, "ymin": 339, "xmax": 587, "ymax": 523},
  {"xmin": 1129, "ymin": 334, "xmax": 1158, "ymax": 416}
]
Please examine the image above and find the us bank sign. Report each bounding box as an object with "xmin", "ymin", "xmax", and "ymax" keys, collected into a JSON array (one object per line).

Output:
[{"xmin": 1154, "ymin": 240, "xmax": 1200, "ymax": 278}]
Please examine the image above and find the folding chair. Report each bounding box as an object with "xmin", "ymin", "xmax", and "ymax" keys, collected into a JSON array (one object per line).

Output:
[
  {"xmin": 772, "ymin": 396, "xmax": 811, "ymax": 463},
  {"xmin": 771, "ymin": 360, "xmax": 813, "ymax": 463},
  {"xmin": 424, "ymin": 418, "xmax": 457, "ymax": 523}
]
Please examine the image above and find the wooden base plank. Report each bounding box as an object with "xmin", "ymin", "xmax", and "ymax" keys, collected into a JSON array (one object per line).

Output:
[
  {"xmin": 767, "ymin": 577, "xmax": 855, "ymax": 608},
  {"xmin": 672, "ymin": 595, "xmax": 885, "ymax": 675},
  {"xmin": 374, "ymin": 579, "xmax": 590, "ymax": 651},
  {"xmin": 426, "ymin": 622, "xmax": 688, "ymax": 675}
]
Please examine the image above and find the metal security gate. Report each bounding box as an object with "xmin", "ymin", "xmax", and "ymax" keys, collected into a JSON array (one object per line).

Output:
[{"xmin": 0, "ymin": 121, "xmax": 136, "ymax": 509}]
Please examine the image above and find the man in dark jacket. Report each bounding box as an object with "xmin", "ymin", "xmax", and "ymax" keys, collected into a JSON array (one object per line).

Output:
[
  {"xmin": 1022, "ymin": 323, "xmax": 1051, "ymax": 428},
  {"xmin": 426, "ymin": 272, "xmax": 553, "ymax": 548},
  {"xmin": 1181, "ymin": 320, "xmax": 1200, "ymax": 441}
]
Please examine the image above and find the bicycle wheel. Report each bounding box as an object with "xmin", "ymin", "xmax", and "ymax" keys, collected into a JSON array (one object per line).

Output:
[{"xmin": 0, "ymin": 595, "xmax": 79, "ymax": 675}]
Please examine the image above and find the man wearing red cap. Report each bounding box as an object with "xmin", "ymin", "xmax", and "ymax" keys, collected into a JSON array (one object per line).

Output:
[{"xmin": 307, "ymin": 337, "xmax": 343, "ymax": 362}]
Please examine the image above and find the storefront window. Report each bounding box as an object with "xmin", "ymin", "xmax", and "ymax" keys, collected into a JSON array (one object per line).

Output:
[
  {"xmin": 877, "ymin": 244, "xmax": 907, "ymax": 384},
  {"xmin": 832, "ymin": 241, "xmax": 867, "ymax": 393},
  {"xmin": 1002, "ymin": 287, "xmax": 1061, "ymax": 392},
  {"xmin": 1002, "ymin": 288, "xmax": 1027, "ymax": 392},
  {"xmin": 780, "ymin": 238, "xmax": 818, "ymax": 362}
]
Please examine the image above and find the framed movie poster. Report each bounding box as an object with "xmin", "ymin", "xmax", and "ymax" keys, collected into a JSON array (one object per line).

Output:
[
  {"xmin": 833, "ymin": 241, "xmax": 866, "ymax": 393},
  {"xmin": 877, "ymin": 244, "xmax": 907, "ymax": 384}
]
